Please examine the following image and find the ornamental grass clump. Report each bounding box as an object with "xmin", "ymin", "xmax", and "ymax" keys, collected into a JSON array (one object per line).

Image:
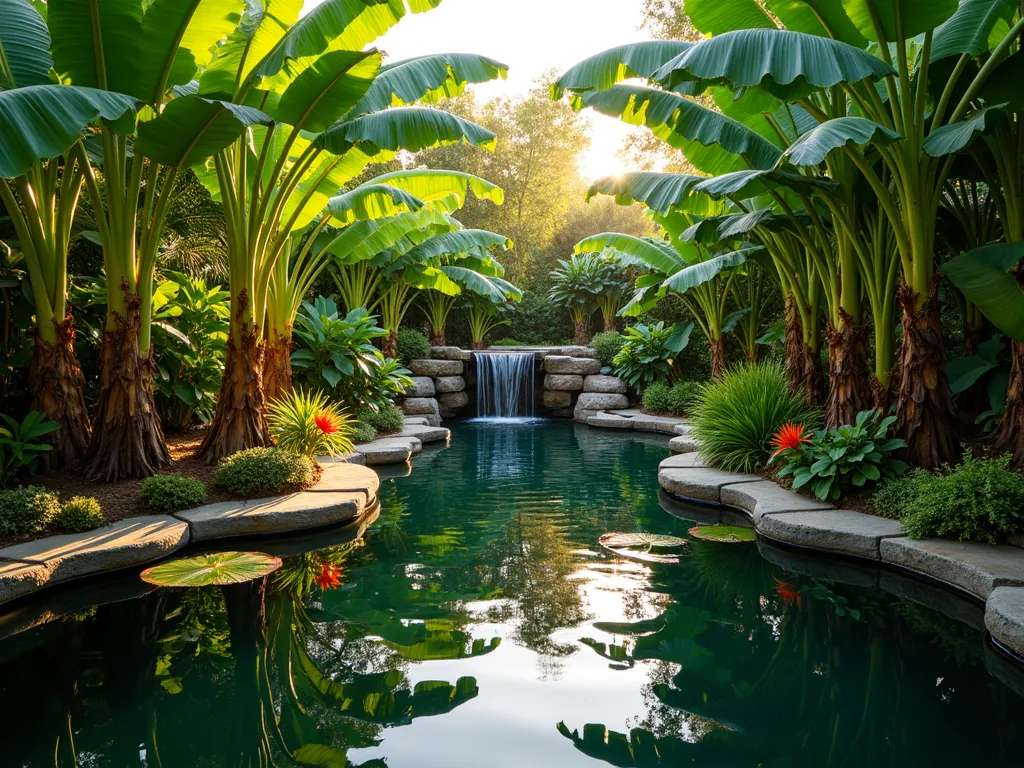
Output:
[
  {"xmin": 899, "ymin": 452, "xmax": 1024, "ymax": 543},
  {"xmin": 268, "ymin": 390, "xmax": 355, "ymax": 458},
  {"xmin": 55, "ymin": 497, "xmax": 105, "ymax": 533},
  {"xmin": 139, "ymin": 474, "xmax": 207, "ymax": 512},
  {"xmin": 213, "ymin": 448, "xmax": 316, "ymax": 498},
  {"xmin": 0, "ymin": 487, "xmax": 60, "ymax": 536},
  {"xmin": 691, "ymin": 361, "xmax": 819, "ymax": 473}
]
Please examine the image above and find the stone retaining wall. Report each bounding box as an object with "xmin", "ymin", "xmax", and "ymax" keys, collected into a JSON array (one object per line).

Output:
[{"xmin": 398, "ymin": 349, "xmax": 473, "ymax": 421}]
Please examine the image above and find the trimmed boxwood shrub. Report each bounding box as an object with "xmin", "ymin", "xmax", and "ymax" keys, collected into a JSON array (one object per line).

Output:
[
  {"xmin": 872, "ymin": 470, "xmax": 927, "ymax": 520},
  {"xmin": 356, "ymin": 403, "xmax": 404, "ymax": 435},
  {"xmin": 140, "ymin": 474, "xmax": 208, "ymax": 512},
  {"xmin": 352, "ymin": 421, "xmax": 377, "ymax": 444},
  {"xmin": 643, "ymin": 380, "xmax": 702, "ymax": 415},
  {"xmin": 56, "ymin": 497, "xmax": 105, "ymax": 533},
  {"xmin": 213, "ymin": 448, "xmax": 316, "ymax": 498},
  {"xmin": 642, "ymin": 382, "xmax": 673, "ymax": 413},
  {"xmin": 591, "ymin": 331, "xmax": 625, "ymax": 367},
  {"xmin": 898, "ymin": 452, "xmax": 1024, "ymax": 543},
  {"xmin": 691, "ymin": 361, "xmax": 819, "ymax": 473},
  {"xmin": 0, "ymin": 486, "xmax": 60, "ymax": 536},
  {"xmin": 396, "ymin": 327, "xmax": 431, "ymax": 365}
]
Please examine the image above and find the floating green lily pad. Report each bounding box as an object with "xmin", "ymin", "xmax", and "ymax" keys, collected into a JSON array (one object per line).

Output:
[
  {"xmin": 599, "ymin": 532, "xmax": 687, "ymax": 564},
  {"xmin": 688, "ymin": 525, "xmax": 756, "ymax": 543},
  {"xmin": 141, "ymin": 552, "xmax": 283, "ymax": 587}
]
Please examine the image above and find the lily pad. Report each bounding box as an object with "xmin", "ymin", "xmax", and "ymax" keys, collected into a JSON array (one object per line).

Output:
[
  {"xmin": 688, "ymin": 525, "xmax": 756, "ymax": 543},
  {"xmin": 598, "ymin": 532, "xmax": 688, "ymax": 564},
  {"xmin": 140, "ymin": 552, "xmax": 283, "ymax": 587}
]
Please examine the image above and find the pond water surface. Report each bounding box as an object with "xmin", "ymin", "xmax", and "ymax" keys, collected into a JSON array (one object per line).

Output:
[{"xmin": 1, "ymin": 420, "xmax": 1023, "ymax": 767}]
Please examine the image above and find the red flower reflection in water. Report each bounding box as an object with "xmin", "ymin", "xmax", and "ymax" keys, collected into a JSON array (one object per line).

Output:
[
  {"xmin": 769, "ymin": 423, "xmax": 811, "ymax": 459},
  {"xmin": 314, "ymin": 412, "xmax": 339, "ymax": 435},
  {"xmin": 774, "ymin": 577, "xmax": 802, "ymax": 607},
  {"xmin": 316, "ymin": 564, "xmax": 342, "ymax": 591}
]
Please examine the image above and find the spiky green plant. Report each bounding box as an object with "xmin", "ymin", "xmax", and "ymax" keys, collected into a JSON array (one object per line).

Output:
[{"xmin": 267, "ymin": 390, "xmax": 355, "ymax": 459}]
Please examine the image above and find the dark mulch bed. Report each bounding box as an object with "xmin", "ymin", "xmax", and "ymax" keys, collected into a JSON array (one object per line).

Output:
[{"xmin": 0, "ymin": 430, "xmax": 232, "ymax": 550}]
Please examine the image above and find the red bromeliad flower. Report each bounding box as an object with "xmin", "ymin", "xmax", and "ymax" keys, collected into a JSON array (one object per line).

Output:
[
  {"xmin": 316, "ymin": 564, "xmax": 342, "ymax": 591},
  {"xmin": 774, "ymin": 577, "xmax": 802, "ymax": 607},
  {"xmin": 769, "ymin": 423, "xmax": 811, "ymax": 459},
  {"xmin": 314, "ymin": 412, "xmax": 339, "ymax": 435}
]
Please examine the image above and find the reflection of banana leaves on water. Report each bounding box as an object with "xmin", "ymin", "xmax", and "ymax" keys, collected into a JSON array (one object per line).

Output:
[{"xmin": 556, "ymin": 720, "xmax": 749, "ymax": 767}]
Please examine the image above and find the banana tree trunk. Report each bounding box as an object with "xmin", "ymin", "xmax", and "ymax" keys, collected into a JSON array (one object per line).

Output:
[
  {"xmin": 382, "ymin": 329, "xmax": 398, "ymax": 360},
  {"xmin": 263, "ymin": 329, "xmax": 293, "ymax": 405},
  {"xmin": 893, "ymin": 281, "xmax": 959, "ymax": 468},
  {"xmin": 29, "ymin": 315, "xmax": 91, "ymax": 469},
  {"xmin": 573, "ymin": 322, "xmax": 590, "ymax": 346},
  {"xmin": 603, "ymin": 313, "xmax": 616, "ymax": 332},
  {"xmin": 824, "ymin": 313, "xmax": 871, "ymax": 428},
  {"xmin": 784, "ymin": 295, "xmax": 805, "ymax": 397},
  {"xmin": 200, "ymin": 298, "xmax": 272, "ymax": 463},
  {"xmin": 84, "ymin": 302, "xmax": 170, "ymax": 481},
  {"xmin": 995, "ymin": 340, "xmax": 1024, "ymax": 470},
  {"xmin": 710, "ymin": 335, "xmax": 728, "ymax": 380},
  {"xmin": 429, "ymin": 326, "xmax": 446, "ymax": 346},
  {"xmin": 472, "ymin": 339, "xmax": 486, "ymax": 350}
]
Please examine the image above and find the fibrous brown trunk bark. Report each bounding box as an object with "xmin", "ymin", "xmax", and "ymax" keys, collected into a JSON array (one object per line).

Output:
[
  {"xmin": 994, "ymin": 340, "xmax": 1024, "ymax": 470},
  {"xmin": 800, "ymin": 341, "xmax": 825, "ymax": 409},
  {"xmin": 603, "ymin": 314, "xmax": 615, "ymax": 332},
  {"xmin": 893, "ymin": 280, "xmax": 959, "ymax": 469},
  {"xmin": 472, "ymin": 339, "xmax": 485, "ymax": 350},
  {"xmin": 573, "ymin": 322, "xmax": 590, "ymax": 346},
  {"xmin": 429, "ymin": 327, "xmax": 446, "ymax": 346},
  {"xmin": 199, "ymin": 318, "xmax": 272, "ymax": 463},
  {"xmin": 784, "ymin": 294, "xmax": 805, "ymax": 397},
  {"xmin": 84, "ymin": 301, "xmax": 169, "ymax": 482},
  {"xmin": 710, "ymin": 336, "xmax": 727, "ymax": 380},
  {"xmin": 824, "ymin": 313, "xmax": 871, "ymax": 428},
  {"xmin": 382, "ymin": 329, "xmax": 398, "ymax": 360},
  {"xmin": 29, "ymin": 314, "xmax": 91, "ymax": 469},
  {"xmin": 262, "ymin": 329, "xmax": 293, "ymax": 405}
]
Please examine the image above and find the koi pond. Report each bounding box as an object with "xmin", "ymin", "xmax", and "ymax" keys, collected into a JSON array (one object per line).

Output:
[{"xmin": 1, "ymin": 420, "xmax": 1023, "ymax": 766}]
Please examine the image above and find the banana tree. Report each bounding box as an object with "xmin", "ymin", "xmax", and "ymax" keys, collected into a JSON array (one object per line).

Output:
[
  {"xmin": 465, "ymin": 293, "xmax": 515, "ymax": 350},
  {"xmin": 648, "ymin": 0, "xmax": 1024, "ymax": 464},
  {"xmin": 548, "ymin": 254, "xmax": 603, "ymax": 345},
  {"xmin": 185, "ymin": 0, "xmax": 506, "ymax": 459}
]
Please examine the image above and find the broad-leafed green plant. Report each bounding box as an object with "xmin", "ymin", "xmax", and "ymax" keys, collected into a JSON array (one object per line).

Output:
[
  {"xmin": 613, "ymin": 321, "xmax": 693, "ymax": 389},
  {"xmin": 267, "ymin": 389, "xmax": 355, "ymax": 459},
  {"xmin": 548, "ymin": 254, "xmax": 603, "ymax": 344},
  {"xmin": 772, "ymin": 411, "xmax": 909, "ymax": 501},
  {"xmin": 0, "ymin": 411, "xmax": 59, "ymax": 488}
]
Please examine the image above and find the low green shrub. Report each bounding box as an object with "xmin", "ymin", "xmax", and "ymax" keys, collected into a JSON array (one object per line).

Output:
[
  {"xmin": 490, "ymin": 337, "xmax": 526, "ymax": 347},
  {"xmin": 139, "ymin": 474, "xmax": 208, "ymax": 512},
  {"xmin": 396, "ymin": 327, "xmax": 431, "ymax": 365},
  {"xmin": 213, "ymin": 448, "xmax": 316, "ymax": 497},
  {"xmin": 356, "ymin": 403, "xmax": 404, "ymax": 435},
  {"xmin": 873, "ymin": 470, "xmax": 927, "ymax": 519},
  {"xmin": 900, "ymin": 452, "xmax": 1024, "ymax": 543},
  {"xmin": 0, "ymin": 486, "xmax": 60, "ymax": 536},
  {"xmin": 691, "ymin": 361, "xmax": 818, "ymax": 473},
  {"xmin": 642, "ymin": 382, "xmax": 673, "ymax": 413},
  {"xmin": 772, "ymin": 410, "xmax": 909, "ymax": 501},
  {"xmin": 352, "ymin": 421, "xmax": 377, "ymax": 444},
  {"xmin": 56, "ymin": 497, "xmax": 105, "ymax": 533},
  {"xmin": 591, "ymin": 331, "xmax": 625, "ymax": 367},
  {"xmin": 645, "ymin": 380, "xmax": 714, "ymax": 415}
]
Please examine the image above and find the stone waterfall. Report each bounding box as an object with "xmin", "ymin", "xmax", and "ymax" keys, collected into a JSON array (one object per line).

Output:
[{"xmin": 474, "ymin": 352, "xmax": 535, "ymax": 419}]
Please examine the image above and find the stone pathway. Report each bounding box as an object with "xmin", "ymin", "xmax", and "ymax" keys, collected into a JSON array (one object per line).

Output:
[{"xmin": 587, "ymin": 408, "xmax": 691, "ymax": 436}]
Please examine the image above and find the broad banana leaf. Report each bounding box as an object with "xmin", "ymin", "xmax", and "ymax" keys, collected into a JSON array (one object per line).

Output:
[
  {"xmin": 134, "ymin": 95, "xmax": 272, "ymax": 167},
  {"xmin": 397, "ymin": 230, "xmax": 512, "ymax": 265},
  {"xmin": 323, "ymin": 184, "xmax": 426, "ymax": 226},
  {"xmin": 782, "ymin": 116, "xmax": 903, "ymax": 166},
  {"xmin": 349, "ymin": 52, "xmax": 508, "ymax": 116},
  {"xmin": 326, "ymin": 209, "xmax": 459, "ymax": 264},
  {"xmin": 978, "ymin": 51, "xmax": 1024, "ymax": 112},
  {"xmin": 931, "ymin": 0, "xmax": 1017, "ymax": 61},
  {"xmin": 550, "ymin": 41, "xmax": 695, "ymax": 99},
  {"xmin": 841, "ymin": 0, "xmax": 958, "ymax": 42},
  {"xmin": 922, "ymin": 105, "xmax": 1008, "ymax": 157},
  {"xmin": 687, "ymin": 0, "xmax": 866, "ymax": 46},
  {"xmin": 942, "ymin": 242, "xmax": 1024, "ymax": 341},
  {"xmin": 271, "ymin": 48, "xmax": 381, "ymax": 132},
  {"xmin": 0, "ymin": 0, "xmax": 52, "ymax": 89},
  {"xmin": 586, "ymin": 172, "xmax": 706, "ymax": 214},
  {"xmin": 314, "ymin": 106, "xmax": 497, "ymax": 155},
  {"xmin": 685, "ymin": 0, "xmax": 776, "ymax": 35},
  {"xmin": 576, "ymin": 233, "xmax": 690, "ymax": 275},
  {"xmin": 662, "ymin": 246, "xmax": 759, "ymax": 293},
  {"xmin": 439, "ymin": 266, "xmax": 521, "ymax": 301},
  {"xmin": 371, "ymin": 169, "xmax": 504, "ymax": 207},
  {"xmin": 655, "ymin": 29, "xmax": 893, "ymax": 101},
  {"xmin": 0, "ymin": 85, "xmax": 139, "ymax": 176},
  {"xmin": 573, "ymin": 85, "xmax": 782, "ymax": 174},
  {"xmin": 692, "ymin": 169, "xmax": 840, "ymax": 199},
  {"xmin": 682, "ymin": 207, "xmax": 777, "ymax": 242}
]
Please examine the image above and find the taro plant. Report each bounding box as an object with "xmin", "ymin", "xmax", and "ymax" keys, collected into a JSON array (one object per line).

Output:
[
  {"xmin": 771, "ymin": 411, "xmax": 909, "ymax": 502},
  {"xmin": 267, "ymin": 390, "xmax": 355, "ymax": 459},
  {"xmin": 612, "ymin": 321, "xmax": 693, "ymax": 389},
  {"xmin": 0, "ymin": 411, "xmax": 59, "ymax": 489}
]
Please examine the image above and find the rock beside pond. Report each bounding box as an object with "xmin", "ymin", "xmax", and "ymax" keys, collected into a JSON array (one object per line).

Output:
[
  {"xmin": 544, "ymin": 374, "xmax": 583, "ymax": 391},
  {"xmin": 600, "ymin": 366, "xmax": 613, "ymax": 375},
  {"xmin": 576, "ymin": 392, "xmax": 630, "ymax": 411},
  {"xmin": 543, "ymin": 390, "xmax": 573, "ymax": 408},
  {"xmin": 559, "ymin": 345, "xmax": 598, "ymax": 358},
  {"xmin": 438, "ymin": 391, "xmax": 469, "ymax": 409},
  {"xmin": 434, "ymin": 375, "xmax": 466, "ymax": 393},
  {"xmin": 544, "ymin": 356, "xmax": 601, "ymax": 375},
  {"xmin": 409, "ymin": 359, "xmax": 463, "ymax": 377},
  {"xmin": 430, "ymin": 346, "xmax": 472, "ymax": 361},
  {"xmin": 583, "ymin": 374, "xmax": 627, "ymax": 394},
  {"xmin": 402, "ymin": 397, "xmax": 441, "ymax": 417},
  {"xmin": 405, "ymin": 376, "xmax": 436, "ymax": 397}
]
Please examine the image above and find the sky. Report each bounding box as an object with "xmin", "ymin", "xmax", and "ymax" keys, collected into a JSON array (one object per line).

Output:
[{"xmin": 305, "ymin": 0, "xmax": 655, "ymax": 180}]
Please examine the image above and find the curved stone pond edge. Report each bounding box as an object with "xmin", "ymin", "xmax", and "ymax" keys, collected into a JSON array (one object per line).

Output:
[
  {"xmin": 0, "ymin": 419, "xmax": 451, "ymax": 609},
  {"xmin": 584, "ymin": 408, "xmax": 1024, "ymax": 666}
]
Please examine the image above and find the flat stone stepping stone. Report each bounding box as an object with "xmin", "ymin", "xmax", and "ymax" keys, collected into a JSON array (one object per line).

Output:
[
  {"xmin": 0, "ymin": 561, "xmax": 53, "ymax": 605},
  {"xmin": 175, "ymin": 491, "xmax": 368, "ymax": 542},
  {"xmin": 396, "ymin": 424, "xmax": 450, "ymax": 444},
  {"xmin": 668, "ymin": 435, "xmax": 698, "ymax": 454},
  {"xmin": 720, "ymin": 480, "xmax": 834, "ymax": 522},
  {"xmin": 660, "ymin": 453, "xmax": 709, "ymax": 469},
  {"xmin": 587, "ymin": 412, "xmax": 634, "ymax": 430},
  {"xmin": 316, "ymin": 462, "xmax": 380, "ymax": 501},
  {"xmin": 657, "ymin": 466, "xmax": 761, "ymax": 503},
  {"xmin": 629, "ymin": 414, "xmax": 687, "ymax": 434},
  {"xmin": 355, "ymin": 435, "xmax": 423, "ymax": 466},
  {"xmin": 403, "ymin": 416, "xmax": 431, "ymax": 426},
  {"xmin": 756, "ymin": 509, "xmax": 905, "ymax": 560},
  {"xmin": 674, "ymin": 423, "xmax": 692, "ymax": 436},
  {"xmin": 986, "ymin": 587, "xmax": 1024, "ymax": 657},
  {"xmin": 880, "ymin": 538, "xmax": 1024, "ymax": 599},
  {"xmin": 0, "ymin": 516, "xmax": 190, "ymax": 587}
]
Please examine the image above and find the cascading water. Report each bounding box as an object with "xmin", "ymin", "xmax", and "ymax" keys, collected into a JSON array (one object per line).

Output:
[{"xmin": 474, "ymin": 352, "xmax": 535, "ymax": 419}]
